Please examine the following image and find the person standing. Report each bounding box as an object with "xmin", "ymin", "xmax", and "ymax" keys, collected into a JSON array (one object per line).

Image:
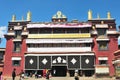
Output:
[
  {"xmin": 43, "ymin": 69, "xmax": 46, "ymax": 78},
  {"xmin": 46, "ymin": 71, "xmax": 50, "ymax": 80},
  {"xmin": 74, "ymin": 70, "xmax": 79, "ymax": 80},
  {"xmin": 19, "ymin": 70, "xmax": 24, "ymax": 80},
  {"xmin": 12, "ymin": 68, "xmax": 16, "ymax": 80},
  {"xmin": 74, "ymin": 72, "xmax": 79, "ymax": 80},
  {"xmin": 53, "ymin": 69, "xmax": 56, "ymax": 76}
]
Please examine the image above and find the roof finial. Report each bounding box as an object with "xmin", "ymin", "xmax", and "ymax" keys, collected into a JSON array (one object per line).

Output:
[
  {"xmin": 88, "ymin": 9, "xmax": 92, "ymax": 20},
  {"xmin": 12, "ymin": 14, "xmax": 16, "ymax": 22},
  {"xmin": 107, "ymin": 11, "xmax": 111, "ymax": 19},
  {"xmin": 22, "ymin": 16, "xmax": 24, "ymax": 21},
  {"xmin": 57, "ymin": 11, "xmax": 62, "ymax": 18},
  {"xmin": 52, "ymin": 11, "xmax": 67, "ymax": 19},
  {"xmin": 27, "ymin": 11, "xmax": 31, "ymax": 21},
  {"xmin": 97, "ymin": 13, "xmax": 100, "ymax": 19}
]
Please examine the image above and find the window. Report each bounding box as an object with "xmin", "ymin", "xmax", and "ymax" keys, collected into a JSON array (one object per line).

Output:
[
  {"xmin": 81, "ymin": 28, "xmax": 89, "ymax": 33},
  {"xmin": 27, "ymin": 43, "xmax": 91, "ymax": 47},
  {"xmin": 98, "ymin": 42, "xmax": 108, "ymax": 50},
  {"xmin": 0, "ymin": 51, "xmax": 4, "ymax": 60},
  {"xmin": 15, "ymin": 30, "xmax": 22, "ymax": 38},
  {"xmin": 53, "ymin": 28, "xmax": 65, "ymax": 33},
  {"xmin": 99, "ymin": 60, "xmax": 107, "ymax": 65},
  {"xmin": 97, "ymin": 29, "xmax": 106, "ymax": 36},
  {"xmin": 29, "ymin": 29, "xmax": 39, "ymax": 34},
  {"xmin": 40, "ymin": 28, "xmax": 51, "ymax": 34},
  {"xmin": 66, "ymin": 28, "xmax": 79, "ymax": 33},
  {"xmin": 12, "ymin": 60, "xmax": 20, "ymax": 66},
  {"xmin": 14, "ymin": 42, "xmax": 21, "ymax": 52}
]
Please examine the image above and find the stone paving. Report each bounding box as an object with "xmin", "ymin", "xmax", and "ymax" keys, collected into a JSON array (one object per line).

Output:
[{"xmin": 3, "ymin": 76, "xmax": 116, "ymax": 80}]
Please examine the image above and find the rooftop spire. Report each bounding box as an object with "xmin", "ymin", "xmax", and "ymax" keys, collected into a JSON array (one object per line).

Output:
[
  {"xmin": 97, "ymin": 13, "xmax": 100, "ymax": 19},
  {"xmin": 12, "ymin": 14, "xmax": 16, "ymax": 22},
  {"xmin": 27, "ymin": 11, "xmax": 31, "ymax": 21},
  {"xmin": 88, "ymin": 9, "xmax": 92, "ymax": 20},
  {"xmin": 22, "ymin": 16, "xmax": 24, "ymax": 21},
  {"xmin": 107, "ymin": 11, "xmax": 111, "ymax": 19}
]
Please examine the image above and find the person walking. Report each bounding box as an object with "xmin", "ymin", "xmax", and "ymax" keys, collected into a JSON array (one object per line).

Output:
[
  {"xmin": 12, "ymin": 68, "xmax": 16, "ymax": 80},
  {"xmin": 74, "ymin": 71, "xmax": 79, "ymax": 80},
  {"xmin": 19, "ymin": 70, "xmax": 24, "ymax": 80},
  {"xmin": 46, "ymin": 71, "xmax": 50, "ymax": 80}
]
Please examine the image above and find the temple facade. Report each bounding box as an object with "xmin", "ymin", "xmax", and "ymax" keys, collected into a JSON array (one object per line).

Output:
[{"xmin": 3, "ymin": 10, "xmax": 119, "ymax": 77}]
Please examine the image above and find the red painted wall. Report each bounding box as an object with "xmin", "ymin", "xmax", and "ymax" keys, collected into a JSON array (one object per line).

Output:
[
  {"xmin": 93, "ymin": 36, "xmax": 118, "ymax": 76},
  {"xmin": 3, "ymin": 38, "xmax": 27, "ymax": 76}
]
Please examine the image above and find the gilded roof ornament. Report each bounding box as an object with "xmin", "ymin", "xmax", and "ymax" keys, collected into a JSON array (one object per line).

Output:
[
  {"xmin": 57, "ymin": 11, "xmax": 62, "ymax": 18},
  {"xmin": 52, "ymin": 11, "xmax": 67, "ymax": 19},
  {"xmin": 97, "ymin": 13, "xmax": 100, "ymax": 19},
  {"xmin": 88, "ymin": 9, "xmax": 92, "ymax": 20},
  {"xmin": 12, "ymin": 14, "xmax": 16, "ymax": 22},
  {"xmin": 107, "ymin": 11, "xmax": 111, "ymax": 19},
  {"xmin": 22, "ymin": 16, "xmax": 24, "ymax": 21},
  {"xmin": 27, "ymin": 11, "xmax": 31, "ymax": 21}
]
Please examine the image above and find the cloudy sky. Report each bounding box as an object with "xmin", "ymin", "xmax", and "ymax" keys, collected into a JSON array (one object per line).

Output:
[{"xmin": 0, "ymin": 0, "xmax": 120, "ymax": 47}]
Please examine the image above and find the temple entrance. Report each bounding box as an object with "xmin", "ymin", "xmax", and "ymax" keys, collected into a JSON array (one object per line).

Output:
[{"xmin": 52, "ymin": 66, "xmax": 67, "ymax": 77}]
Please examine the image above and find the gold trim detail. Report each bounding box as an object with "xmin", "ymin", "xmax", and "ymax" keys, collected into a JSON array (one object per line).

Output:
[{"xmin": 28, "ymin": 33, "xmax": 91, "ymax": 38}]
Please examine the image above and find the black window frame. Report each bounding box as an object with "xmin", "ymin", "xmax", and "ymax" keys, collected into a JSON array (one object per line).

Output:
[
  {"xmin": 14, "ymin": 30, "xmax": 22, "ymax": 38},
  {"xmin": 97, "ymin": 28, "xmax": 107, "ymax": 36},
  {"xmin": 98, "ymin": 41, "xmax": 108, "ymax": 51},
  {"xmin": 99, "ymin": 60, "xmax": 108, "ymax": 65},
  {"xmin": 12, "ymin": 60, "xmax": 21, "ymax": 66},
  {"xmin": 13, "ymin": 42, "xmax": 21, "ymax": 52}
]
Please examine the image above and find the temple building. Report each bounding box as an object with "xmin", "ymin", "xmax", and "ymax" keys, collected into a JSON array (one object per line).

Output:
[{"xmin": 3, "ymin": 10, "xmax": 119, "ymax": 77}]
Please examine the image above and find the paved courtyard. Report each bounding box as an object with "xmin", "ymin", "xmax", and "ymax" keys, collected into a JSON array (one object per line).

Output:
[{"xmin": 3, "ymin": 76, "xmax": 115, "ymax": 80}]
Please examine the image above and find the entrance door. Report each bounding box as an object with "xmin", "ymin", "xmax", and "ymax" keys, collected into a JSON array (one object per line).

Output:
[{"xmin": 52, "ymin": 66, "xmax": 67, "ymax": 77}]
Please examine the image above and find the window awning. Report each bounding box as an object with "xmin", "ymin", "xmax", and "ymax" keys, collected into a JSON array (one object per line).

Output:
[
  {"xmin": 11, "ymin": 57, "xmax": 21, "ymax": 60},
  {"xmin": 98, "ymin": 57, "xmax": 108, "ymax": 60}
]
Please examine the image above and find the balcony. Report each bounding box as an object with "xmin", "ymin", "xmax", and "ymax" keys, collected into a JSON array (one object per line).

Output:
[{"xmin": 27, "ymin": 47, "xmax": 92, "ymax": 53}]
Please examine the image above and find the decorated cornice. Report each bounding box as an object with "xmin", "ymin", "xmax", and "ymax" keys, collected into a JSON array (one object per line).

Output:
[{"xmin": 27, "ymin": 22, "xmax": 91, "ymax": 28}]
